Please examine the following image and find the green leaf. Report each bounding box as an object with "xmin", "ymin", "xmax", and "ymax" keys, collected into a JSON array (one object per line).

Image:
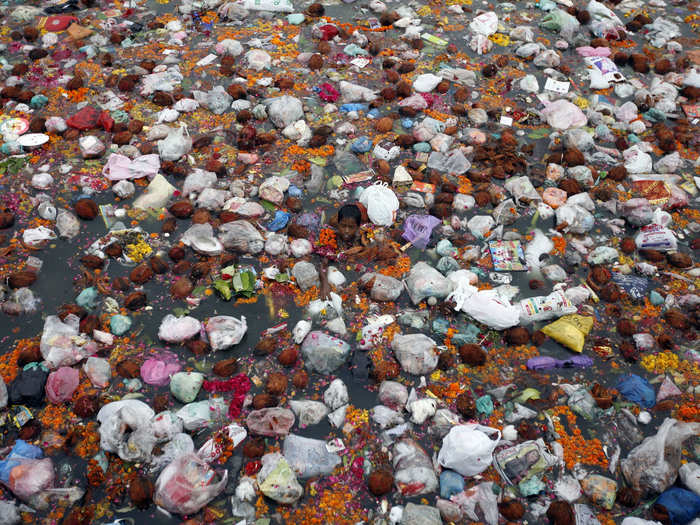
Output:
[
  {"xmin": 260, "ymin": 200, "xmax": 277, "ymax": 212},
  {"xmin": 172, "ymin": 307, "xmax": 189, "ymax": 317},
  {"xmin": 192, "ymin": 285, "xmax": 208, "ymax": 297},
  {"xmin": 213, "ymin": 279, "xmax": 232, "ymax": 300}
]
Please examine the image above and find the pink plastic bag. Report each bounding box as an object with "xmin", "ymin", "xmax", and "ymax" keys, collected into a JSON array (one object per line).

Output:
[
  {"xmin": 9, "ymin": 458, "xmax": 55, "ymax": 501},
  {"xmin": 140, "ymin": 352, "xmax": 182, "ymax": 386},
  {"xmin": 45, "ymin": 367, "xmax": 79, "ymax": 403}
]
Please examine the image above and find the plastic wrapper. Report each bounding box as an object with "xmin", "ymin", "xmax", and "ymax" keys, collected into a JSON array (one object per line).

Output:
[
  {"xmin": 154, "ymin": 454, "xmax": 228, "ymax": 515},
  {"xmin": 494, "ymin": 440, "xmax": 558, "ymax": 486}
]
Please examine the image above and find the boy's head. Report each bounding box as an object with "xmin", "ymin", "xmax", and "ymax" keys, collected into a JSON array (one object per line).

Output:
[{"xmin": 337, "ymin": 204, "xmax": 361, "ymax": 242}]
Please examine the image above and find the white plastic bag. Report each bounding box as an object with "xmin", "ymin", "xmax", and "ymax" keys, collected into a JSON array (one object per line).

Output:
[
  {"xmin": 359, "ymin": 182, "xmax": 399, "ymax": 226},
  {"xmin": 438, "ymin": 424, "xmax": 501, "ymax": 476},
  {"xmin": 448, "ymin": 283, "xmax": 520, "ymax": 330},
  {"xmin": 157, "ymin": 125, "xmax": 192, "ymax": 161}
]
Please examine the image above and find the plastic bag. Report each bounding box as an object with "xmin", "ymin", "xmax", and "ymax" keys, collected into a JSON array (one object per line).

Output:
[
  {"xmin": 541, "ymin": 314, "xmax": 593, "ymax": 353},
  {"xmin": 359, "ymin": 182, "xmax": 399, "ymax": 227},
  {"xmin": 541, "ymin": 99, "xmax": 587, "ymax": 130},
  {"xmin": 141, "ymin": 352, "xmax": 182, "ymax": 386},
  {"xmin": 83, "ymin": 357, "xmax": 110, "ymax": 388},
  {"xmin": 617, "ymin": 374, "xmax": 655, "ymax": 408},
  {"xmin": 133, "ymin": 174, "xmax": 177, "ymax": 210},
  {"xmin": 154, "ymin": 454, "xmax": 227, "ymax": 515},
  {"xmin": 0, "ymin": 441, "xmax": 51, "ymax": 502},
  {"xmin": 205, "ymin": 315, "xmax": 247, "ymax": 350},
  {"xmin": 40, "ymin": 314, "xmax": 95, "ymax": 368},
  {"xmin": 176, "ymin": 398, "xmax": 228, "ymax": 431},
  {"xmin": 97, "ymin": 400, "xmax": 157, "ymax": 463},
  {"xmin": 282, "ymin": 434, "xmax": 341, "ymax": 479},
  {"xmin": 470, "ymin": 11, "xmax": 498, "ymax": 35},
  {"xmin": 246, "ymin": 408, "xmax": 295, "ymax": 437},
  {"xmin": 45, "ymin": 366, "xmax": 79, "ymax": 403},
  {"xmin": 157, "ymin": 125, "xmax": 192, "ymax": 161},
  {"xmin": 198, "ymin": 424, "xmax": 247, "ymax": 463},
  {"xmin": 404, "ymin": 262, "xmax": 453, "ymax": 304},
  {"xmin": 451, "ymin": 482, "xmax": 499, "ymax": 525},
  {"xmin": 621, "ymin": 418, "xmax": 700, "ymax": 495},
  {"xmin": 360, "ymin": 273, "xmax": 403, "ymax": 302},
  {"xmin": 102, "ymin": 153, "xmax": 160, "ymax": 181},
  {"xmin": 540, "ymin": 9, "xmax": 580, "ymax": 40},
  {"xmin": 219, "ymin": 220, "xmax": 264, "ymax": 254},
  {"xmin": 391, "ymin": 333, "xmax": 438, "ymax": 375},
  {"xmin": 9, "ymin": 364, "xmax": 49, "ymax": 407},
  {"xmin": 158, "ymin": 314, "xmax": 201, "ymax": 343},
  {"xmin": 654, "ymin": 487, "xmax": 700, "ymax": 525},
  {"xmin": 257, "ymin": 454, "xmax": 303, "ymax": 503},
  {"xmin": 449, "ymin": 283, "xmax": 520, "ymax": 330},
  {"xmin": 267, "ymin": 96, "xmax": 303, "ymax": 127},
  {"xmin": 581, "ymin": 474, "xmax": 618, "ymax": 510},
  {"xmin": 393, "ymin": 438, "xmax": 438, "ymax": 496},
  {"xmin": 438, "ymin": 424, "xmax": 501, "ymax": 476},
  {"xmin": 635, "ymin": 224, "xmax": 677, "ymax": 252},
  {"xmin": 300, "ymin": 331, "xmax": 351, "ymax": 374}
]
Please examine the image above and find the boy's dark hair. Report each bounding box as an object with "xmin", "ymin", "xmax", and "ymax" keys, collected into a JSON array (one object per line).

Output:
[{"xmin": 337, "ymin": 204, "xmax": 362, "ymax": 226}]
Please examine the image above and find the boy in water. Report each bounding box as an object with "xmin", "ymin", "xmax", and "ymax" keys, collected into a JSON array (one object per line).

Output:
[{"xmin": 320, "ymin": 204, "xmax": 362, "ymax": 298}]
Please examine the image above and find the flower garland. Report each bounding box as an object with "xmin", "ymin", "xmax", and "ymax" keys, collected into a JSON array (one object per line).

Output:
[{"xmin": 202, "ymin": 373, "xmax": 252, "ymax": 418}]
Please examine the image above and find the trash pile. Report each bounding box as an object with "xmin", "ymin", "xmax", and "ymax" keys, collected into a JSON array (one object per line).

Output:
[{"xmin": 0, "ymin": 0, "xmax": 698, "ymax": 523}]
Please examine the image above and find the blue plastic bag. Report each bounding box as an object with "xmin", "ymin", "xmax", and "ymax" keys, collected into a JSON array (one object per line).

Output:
[
  {"xmin": 267, "ymin": 211, "xmax": 290, "ymax": 232},
  {"xmin": 655, "ymin": 487, "xmax": 700, "ymax": 525},
  {"xmin": 617, "ymin": 374, "xmax": 655, "ymax": 408}
]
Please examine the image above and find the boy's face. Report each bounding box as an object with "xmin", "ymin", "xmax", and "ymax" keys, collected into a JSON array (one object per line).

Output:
[{"xmin": 338, "ymin": 217, "xmax": 359, "ymax": 242}]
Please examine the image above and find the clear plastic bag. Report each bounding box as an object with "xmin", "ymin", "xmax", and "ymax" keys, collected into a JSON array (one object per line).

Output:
[
  {"xmin": 621, "ymin": 418, "xmax": 700, "ymax": 495},
  {"xmin": 219, "ymin": 220, "xmax": 264, "ymax": 254},
  {"xmin": 83, "ymin": 357, "xmax": 110, "ymax": 388},
  {"xmin": 154, "ymin": 454, "xmax": 228, "ymax": 515},
  {"xmin": 404, "ymin": 262, "xmax": 453, "ymax": 304},
  {"xmin": 300, "ymin": 331, "xmax": 351, "ymax": 374},
  {"xmin": 282, "ymin": 434, "xmax": 341, "ymax": 479},
  {"xmin": 451, "ymin": 482, "xmax": 499, "ymax": 525},
  {"xmin": 392, "ymin": 438, "xmax": 438, "ymax": 496},
  {"xmin": 360, "ymin": 273, "xmax": 403, "ymax": 302},
  {"xmin": 391, "ymin": 333, "xmax": 439, "ymax": 375},
  {"xmin": 97, "ymin": 400, "xmax": 157, "ymax": 463}
]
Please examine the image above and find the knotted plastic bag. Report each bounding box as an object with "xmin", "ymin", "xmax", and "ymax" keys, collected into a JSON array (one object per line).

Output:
[
  {"xmin": 438, "ymin": 424, "xmax": 501, "ymax": 477},
  {"xmin": 157, "ymin": 125, "xmax": 192, "ymax": 161}
]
